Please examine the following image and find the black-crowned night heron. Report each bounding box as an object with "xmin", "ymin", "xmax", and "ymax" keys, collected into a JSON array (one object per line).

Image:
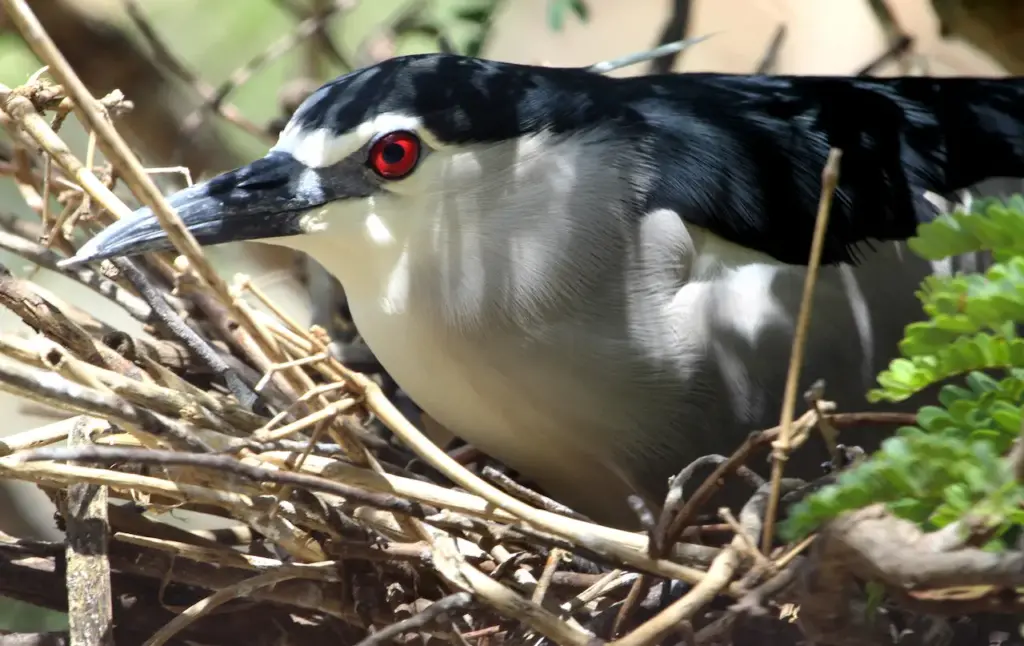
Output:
[{"xmin": 65, "ymin": 54, "xmax": 1023, "ymax": 526}]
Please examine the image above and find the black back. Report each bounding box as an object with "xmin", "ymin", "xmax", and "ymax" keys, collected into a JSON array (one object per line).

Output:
[{"xmin": 290, "ymin": 54, "xmax": 1024, "ymax": 265}]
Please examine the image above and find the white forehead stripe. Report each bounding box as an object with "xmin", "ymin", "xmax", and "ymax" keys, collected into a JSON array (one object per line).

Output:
[{"xmin": 272, "ymin": 113, "xmax": 432, "ymax": 169}]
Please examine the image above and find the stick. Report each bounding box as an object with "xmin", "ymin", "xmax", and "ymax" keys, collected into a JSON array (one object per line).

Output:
[
  {"xmin": 761, "ymin": 148, "xmax": 843, "ymax": 553},
  {"xmin": 63, "ymin": 417, "xmax": 114, "ymax": 646}
]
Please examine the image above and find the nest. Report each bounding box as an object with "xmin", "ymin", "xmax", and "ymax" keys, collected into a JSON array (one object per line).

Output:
[{"xmin": 0, "ymin": 2, "xmax": 1023, "ymax": 646}]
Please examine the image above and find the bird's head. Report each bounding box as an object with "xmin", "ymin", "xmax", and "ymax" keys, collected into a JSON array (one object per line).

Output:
[{"xmin": 64, "ymin": 54, "xmax": 643, "ymax": 282}]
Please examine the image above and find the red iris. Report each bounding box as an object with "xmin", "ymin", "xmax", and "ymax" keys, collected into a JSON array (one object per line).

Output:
[{"xmin": 368, "ymin": 131, "xmax": 420, "ymax": 179}]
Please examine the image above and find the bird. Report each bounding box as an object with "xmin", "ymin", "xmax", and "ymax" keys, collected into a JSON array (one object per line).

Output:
[{"xmin": 65, "ymin": 53, "xmax": 1024, "ymax": 527}]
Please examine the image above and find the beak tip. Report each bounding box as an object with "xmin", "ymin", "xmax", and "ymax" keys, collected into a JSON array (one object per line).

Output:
[
  {"xmin": 57, "ymin": 255, "xmax": 87, "ymax": 269},
  {"xmin": 60, "ymin": 239, "xmax": 106, "ymax": 268}
]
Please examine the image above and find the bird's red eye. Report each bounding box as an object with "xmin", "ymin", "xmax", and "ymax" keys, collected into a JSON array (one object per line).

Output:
[{"xmin": 368, "ymin": 131, "xmax": 420, "ymax": 179}]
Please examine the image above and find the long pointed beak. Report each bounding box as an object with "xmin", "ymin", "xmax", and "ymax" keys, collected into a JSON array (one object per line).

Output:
[{"xmin": 61, "ymin": 152, "xmax": 326, "ymax": 267}]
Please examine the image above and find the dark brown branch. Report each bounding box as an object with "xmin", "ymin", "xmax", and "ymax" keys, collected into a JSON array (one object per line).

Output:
[
  {"xmin": 854, "ymin": 35, "xmax": 914, "ymax": 76},
  {"xmin": 120, "ymin": 0, "xmax": 272, "ymax": 142},
  {"xmin": 352, "ymin": 592, "xmax": 473, "ymax": 646},
  {"xmin": 753, "ymin": 25, "xmax": 787, "ymax": 74},
  {"xmin": 482, "ymin": 465, "xmax": 589, "ymax": 521},
  {"xmin": 647, "ymin": 0, "xmax": 692, "ymax": 74},
  {"xmin": 0, "ymin": 534, "xmax": 368, "ymax": 644},
  {"xmin": 0, "ymin": 262, "xmax": 147, "ymax": 380},
  {"xmin": 797, "ymin": 505, "xmax": 1024, "ymax": 646},
  {"xmin": 658, "ymin": 411, "xmax": 915, "ymax": 556}
]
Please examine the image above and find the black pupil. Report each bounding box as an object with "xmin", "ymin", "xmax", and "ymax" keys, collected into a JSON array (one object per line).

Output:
[{"xmin": 382, "ymin": 141, "xmax": 406, "ymax": 164}]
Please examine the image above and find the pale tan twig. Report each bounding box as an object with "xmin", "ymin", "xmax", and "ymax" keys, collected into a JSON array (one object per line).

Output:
[
  {"xmin": 611, "ymin": 546, "xmax": 741, "ymax": 646},
  {"xmin": 761, "ymin": 148, "xmax": 843, "ymax": 553},
  {"xmin": 1, "ymin": 0, "xmax": 318, "ymax": 416},
  {"xmin": 720, "ymin": 507, "xmax": 772, "ymax": 572},
  {"xmin": 0, "ymin": 415, "xmax": 80, "ymax": 456}
]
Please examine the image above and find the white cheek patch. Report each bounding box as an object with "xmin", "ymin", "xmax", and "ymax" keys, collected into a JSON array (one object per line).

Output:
[{"xmin": 272, "ymin": 112, "xmax": 442, "ymax": 169}]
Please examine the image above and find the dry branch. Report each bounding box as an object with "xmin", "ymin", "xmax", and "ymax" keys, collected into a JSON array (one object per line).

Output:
[
  {"xmin": 62, "ymin": 417, "xmax": 113, "ymax": 646},
  {"xmin": 797, "ymin": 505, "xmax": 1024, "ymax": 646}
]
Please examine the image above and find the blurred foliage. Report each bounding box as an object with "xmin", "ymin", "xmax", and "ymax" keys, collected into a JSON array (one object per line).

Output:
[
  {"xmin": 547, "ymin": 0, "xmax": 589, "ymax": 31},
  {"xmin": 784, "ymin": 197, "xmax": 1024, "ymax": 546}
]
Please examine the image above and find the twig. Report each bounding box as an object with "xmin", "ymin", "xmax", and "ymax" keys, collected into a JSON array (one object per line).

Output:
[
  {"xmin": 719, "ymin": 508, "xmax": 771, "ymax": 571},
  {"xmin": 482, "ymin": 466, "xmax": 589, "ymax": 521},
  {"xmin": 727, "ymin": 557, "xmax": 802, "ymax": 618},
  {"xmin": 110, "ymin": 257, "xmax": 260, "ymax": 410},
  {"xmin": 63, "ymin": 417, "xmax": 114, "ymax": 646},
  {"xmin": 647, "ymin": 0, "xmax": 692, "ymax": 74},
  {"xmin": 754, "ymin": 25, "xmax": 787, "ymax": 74},
  {"xmin": 294, "ymin": 0, "xmax": 353, "ymax": 72},
  {"xmin": 611, "ymin": 575, "xmax": 654, "ymax": 638},
  {"xmin": 0, "ymin": 355, "xmax": 213, "ymax": 452},
  {"xmin": 854, "ymin": 35, "xmax": 914, "ymax": 76},
  {"xmin": 862, "ymin": 0, "xmax": 915, "ymax": 75},
  {"xmin": 614, "ymin": 480, "xmax": 792, "ymax": 646},
  {"xmin": 142, "ymin": 569, "xmax": 301, "ymax": 646},
  {"xmin": 116, "ymin": 532, "xmax": 425, "ymax": 572},
  {"xmin": 658, "ymin": 430, "xmax": 775, "ymax": 555},
  {"xmin": 653, "ymin": 455, "xmax": 765, "ymax": 558},
  {"xmin": 352, "ymin": 593, "xmax": 474, "ymax": 646},
  {"xmin": 531, "ymin": 548, "xmax": 566, "ymax": 605},
  {"xmin": 180, "ymin": 0, "xmax": 354, "ymax": 139},
  {"xmin": 11, "ymin": 445, "xmax": 434, "ymax": 520},
  {"xmin": 761, "ymin": 148, "xmax": 843, "ymax": 553},
  {"xmin": 0, "ymin": 333, "xmax": 261, "ymax": 433},
  {"xmin": 0, "ymin": 86, "xmax": 125, "ymax": 219},
  {"xmin": 0, "ymin": 416, "xmax": 78, "ymax": 456},
  {"xmin": 254, "ymin": 397, "xmax": 359, "ymax": 441},
  {"xmin": 0, "ymin": 262, "xmax": 148, "ymax": 381},
  {"xmin": 0, "ymin": 228, "xmax": 151, "ymax": 321},
  {"xmin": 612, "ymin": 546, "xmax": 741, "ymax": 646}
]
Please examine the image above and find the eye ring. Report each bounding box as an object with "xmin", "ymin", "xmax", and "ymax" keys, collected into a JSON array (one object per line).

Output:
[{"xmin": 368, "ymin": 131, "xmax": 421, "ymax": 179}]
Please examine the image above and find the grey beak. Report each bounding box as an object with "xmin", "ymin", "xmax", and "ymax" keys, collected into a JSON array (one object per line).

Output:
[{"xmin": 61, "ymin": 152, "xmax": 323, "ymax": 267}]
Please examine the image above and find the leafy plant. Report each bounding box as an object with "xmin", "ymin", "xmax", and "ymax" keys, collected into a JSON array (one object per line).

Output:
[{"xmin": 782, "ymin": 197, "xmax": 1024, "ymax": 544}]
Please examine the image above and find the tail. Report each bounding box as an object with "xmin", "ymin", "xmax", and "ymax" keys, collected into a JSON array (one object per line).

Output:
[{"xmin": 645, "ymin": 74, "xmax": 1024, "ymax": 265}]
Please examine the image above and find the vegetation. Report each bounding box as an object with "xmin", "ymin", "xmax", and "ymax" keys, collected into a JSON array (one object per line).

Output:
[{"xmin": 785, "ymin": 197, "xmax": 1024, "ymax": 546}]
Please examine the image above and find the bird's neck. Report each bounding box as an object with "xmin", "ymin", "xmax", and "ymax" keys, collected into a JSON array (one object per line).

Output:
[{"xmin": 266, "ymin": 201, "xmax": 409, "ymax": 309}]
